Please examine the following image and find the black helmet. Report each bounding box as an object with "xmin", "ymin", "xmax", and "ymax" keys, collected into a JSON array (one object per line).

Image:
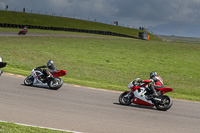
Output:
[
  {"xmin": 47, "ymin": 60, "xmax": 53, "ymax": 67},
  {"xmin": 150, "ymin": 71, "xmax": 157, "ymax": 78}
]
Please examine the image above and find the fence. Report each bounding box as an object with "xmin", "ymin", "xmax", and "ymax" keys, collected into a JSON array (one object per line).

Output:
[{"xmin": 0, "ymin": 23, "xmax": 140, "ymax": 39}]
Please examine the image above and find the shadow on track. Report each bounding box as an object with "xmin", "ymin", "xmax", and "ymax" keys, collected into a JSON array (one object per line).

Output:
[
  {"xmin": 21, "ymin": 84, "xmax": 58, "ymax": 90},
  {"xmin": 113, "ymin": 103, "xmax": 157, "ymax": 111}
]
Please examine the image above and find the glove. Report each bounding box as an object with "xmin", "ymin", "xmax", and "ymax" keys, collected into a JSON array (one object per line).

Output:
[
  {"xmin": 35, "ymin": 67, "xmax": 41, "ymax": 71},
  {"xmin": 138, "ymin": 80, "xmax": 142, "ymax": 83},
  {"xmin": 150, "ymin": 79, "xmax": 154, "ymax": 82}
]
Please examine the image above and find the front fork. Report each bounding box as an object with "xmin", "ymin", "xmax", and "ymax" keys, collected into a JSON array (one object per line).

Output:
[
  {"xmin": 127, "ymin": 91, "xmax": 133, "ymax": 99},
  {"xmin": 124, "ymin": 91, "xmax": 134, "ymax": 102}
]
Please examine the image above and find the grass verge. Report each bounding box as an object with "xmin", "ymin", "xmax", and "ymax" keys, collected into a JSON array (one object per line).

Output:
[{"xmin": 0, "ymin": 122, "xmax": 71, "ymax": 133}]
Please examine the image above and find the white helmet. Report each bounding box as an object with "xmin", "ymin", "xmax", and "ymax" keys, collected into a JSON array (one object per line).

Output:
[
  {"xmin": 47, "ymin": 60, "xmax": 54, "ymax": 67},
  {"xmin": 0, "ymin": 57, "xmax": 2, "ymax": 62}
]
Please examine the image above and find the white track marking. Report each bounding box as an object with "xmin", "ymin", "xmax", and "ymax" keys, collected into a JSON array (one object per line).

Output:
[{"xmin": 0, "ymin": 120, "xmax": 83, "ymax": 133}]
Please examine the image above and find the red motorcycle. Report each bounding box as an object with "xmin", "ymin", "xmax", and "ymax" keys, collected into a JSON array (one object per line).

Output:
[
  {"xmin": 119, "ymin": 78, "xmax": 173, "ymax": 111},
  {"xmin": 18, "ymin": 29, "xmax": 27, "ymax": 35}
]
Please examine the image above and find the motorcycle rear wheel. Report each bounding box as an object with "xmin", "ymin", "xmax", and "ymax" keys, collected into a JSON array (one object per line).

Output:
[
  {"xmin": 119, "ymin": 92, "xmax": 132, "ymax": 105},
  {"xmin": 155, "ymin": 95, "xmax": 173, "ymax": 111},
  {"xmin": 48, "ymin": 78, "xmax": 63, "ymax": 90},
  {"xmin": 24, "ymin": 75, "xmax": 33, "ymax": 86}
]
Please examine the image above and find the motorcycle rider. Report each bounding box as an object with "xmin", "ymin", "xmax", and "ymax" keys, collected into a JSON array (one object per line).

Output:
[
  {"xmin": 139, "ymin": 71, "xmax": 164, "ymax": 99},
  {"xmin": 36, "ymin": 60, "xmax": 57, "ymax": 80},
  {"xmin": 127, "ymin": 71, "xmax": 164, "ymax": 100},
  {"xmin": 0, "ymin": 57, "xmax": 7, "ymax": 76},
  {"xmin": 23, "ymin": 26, "xmax": 27, "ymax": 31}
]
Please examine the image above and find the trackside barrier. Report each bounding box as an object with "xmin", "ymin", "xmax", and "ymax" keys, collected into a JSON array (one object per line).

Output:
[{"xmin": 0, "ymin": 23, "xmax": 141, "ymax": 39}]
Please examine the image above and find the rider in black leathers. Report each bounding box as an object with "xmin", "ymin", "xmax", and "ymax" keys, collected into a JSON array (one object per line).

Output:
[{"xmin": 36, "ymin": 60, "xmax": 57, "ymax": 79}]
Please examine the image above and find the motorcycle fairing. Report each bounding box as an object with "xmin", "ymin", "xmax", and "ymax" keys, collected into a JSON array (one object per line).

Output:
[
  {"xmin": 131, "ymin": 86, "xmax": 140, "ymax": 92},
  {"xmin": 33, "ymin": 78, "xmax": 48, "ymax": 86},
  {"xmin": 30, "ymin": 69, "xmax": 47, "ymax": 85},
  {"xmin": 133, "ymin": 87, "xmax": 153, "ymax": 106},
  {"xmin": 133, "ymin": 97, "xmax": 153, "ymax": 106}
]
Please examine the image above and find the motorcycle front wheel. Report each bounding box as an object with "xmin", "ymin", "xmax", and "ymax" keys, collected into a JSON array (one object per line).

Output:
[
  {"xmin": 24, "ymin": 75, "xmax": 34, "ymax": 86},
  {"xmin": 155, "ymin": 95, "xmax": 173, "ymax": 111},
  {"xmin": 48, "ymin": 78, "xmax": 63, "ymax": 90},
  {"xmin": 119, "ymin": 92, "xmax": 132, "ymax": 105}
]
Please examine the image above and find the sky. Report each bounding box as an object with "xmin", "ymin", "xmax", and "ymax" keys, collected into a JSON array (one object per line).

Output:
[{"xmin": 0, "ymin": 0, "xmax": 200, "ymax": 37}]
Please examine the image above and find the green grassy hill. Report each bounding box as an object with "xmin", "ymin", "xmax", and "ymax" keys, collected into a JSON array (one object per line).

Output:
[{"xmin": 0, "ymin": 10, "xmax": 159, "ymax": 40}]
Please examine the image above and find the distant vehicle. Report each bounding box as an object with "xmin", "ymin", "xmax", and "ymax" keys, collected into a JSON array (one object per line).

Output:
[
  {"xmin": 24, "ymin": 68, "xmax": 68, "ymax": 90},
  {"xmin": 18, "ymin": 28, "xmax": 27, "ymax": 35},
  {"xmin": 119, "ymin": 78, "xmax": 173, "ymax": 111}
]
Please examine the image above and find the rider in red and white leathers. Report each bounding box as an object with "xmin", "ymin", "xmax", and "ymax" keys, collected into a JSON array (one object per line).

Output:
[{"xmin": 140, "ymin": 71, "xmax": 164, "ymax": 99}]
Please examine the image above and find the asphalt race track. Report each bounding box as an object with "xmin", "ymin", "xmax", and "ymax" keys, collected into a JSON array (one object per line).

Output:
[{"xmin": 0, "ymin": 73, "xmax": 200, "ymax": 133}]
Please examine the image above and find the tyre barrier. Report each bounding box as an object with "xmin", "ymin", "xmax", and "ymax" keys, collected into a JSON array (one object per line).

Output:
[{"xmin": 0, "ymin": 23, "xmax": 140, "ymax": 39}]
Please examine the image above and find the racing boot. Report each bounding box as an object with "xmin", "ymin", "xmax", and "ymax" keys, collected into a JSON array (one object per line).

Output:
[
  {"xmin": 146, "ymin": 89, "xmax": 158, "ymax": 100},
  {"xmin": 47, "ymin": 74, "xmax": 53, "ymax": 79},
  {"xmin": 47, "ymin": 71, "xmax": 53, "ymax": 78}
]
